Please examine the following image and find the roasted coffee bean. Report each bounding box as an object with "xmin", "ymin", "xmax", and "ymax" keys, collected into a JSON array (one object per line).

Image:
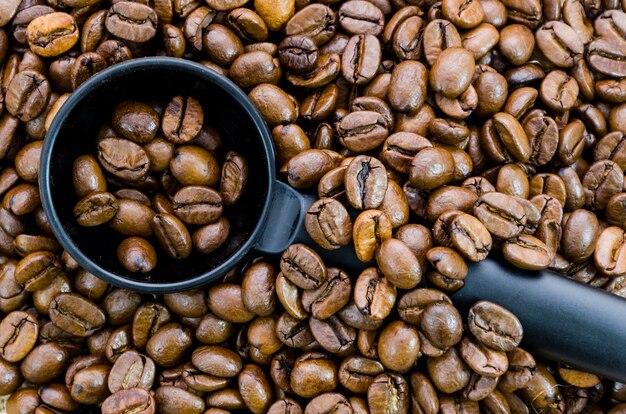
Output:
[
  {"xmin": 305, "ymin": 198, "xmax": 352, "ymax": 250},
  {"xmin": 339, "ymin": 356, "xmax": 384, "ymax": 393},
  {"xmin": 540, "ymin": 70, "xmax": 579, "ymax": 112},
  {"xmin": 309, "ymin": 315, "xmax": 356, "ymax": 355},
  {"xmin": 49, "ymin": 293, "xmax": 106, "ymax": 337},
  {"xmin": 498, "ymin": 347, "xmax": 536, "ymax": 392},
  {"xmin": 71, "ymin": 52, "xmax": 106, "ymax": 90},
  {"xmin": 583, "ymin": 160, "xmax": 624, "ymax": 212},
  {"xmin": 105, "ymin": 199, "xmax": 154, "ymax": 238},
  {"xmin": 427, "ymin": 347, "xmax": 471, "ymax": 394},
  {"xmin": 151, "ymin": 213, "xmax": 192, "ymax": 259},
  {"xmin": 102, "ymin": 388, "xmax": 155, "ymax": 414},
  {"xmin": 338, "ymin": 1, "xmax": 384, "ymax": 36},
  {"xmin": 172, "ymin": 185, "xmax": 222, "ymax": 225},
  {"xmin": 536, "ymin": 21, "xmax": 584, "ymax": 68},
  {"xmin": 280, "ymin": 243, "xmax": 327, "ymax": 289},
  {"xmin": 558, "ymin": 119, "xmax": 586, "ymax": 166},
  {"xmin": 73, "ymin": 154, "xmax": 107, "ymax": 198},
  {"xmin": 155, "ymin": 386, "xmax": 205, "ymax": 413},
  {"xmin": 518, "ymin": 364, "xmax": 563, "ymax": 410},
  {"xmin": 208, "ymin": 283, "xmax": 255, "ymax": 323},
  {"xmin": 353, "ymin": 209, "xmax": 392, "ymax": 262},
  {"xmin": 430, "ymin": 47, "xmax": 475, "ymax": 98},
  {"xmin": 368, "ymin": 373, "xmax": 410, "ymax": 413},
  {"xmin": 450, "ymin": 213, "xmax": 492, "ymax": 262},
  {"xmin": 15, "ymin": 250, "xmax": 63, "ymax": 291},
  {"xmin": 0, "ymin": 310, "xmax": 38, "ymax": 362},
  {"xmin": 74, "ymin": 191, "xmax": 118, "ymax": 227},
  {"xmin": 117, "ymin": 237, "xmax": 157, "ymax": 273},
  {"xmin": 282, "ymin": 149, "xmax": 342, "ymax": 189},
  {"xmin": 285, "ymin": 4, "xmax": 335, "ymax": 45},
  {"xmin": 106, "ymin": 2, "xmax": 158, "ymax": 43},
  {"xmin": 354, "ymin": 267, "xmax": 396, "ymax": 320},
  {"xmin": 342, "ymin": 34, "xmax": 381, "ymax": 86},
  {"xmin": 420, "ymin": 300, "xmax": 463, "ymax": 349},
  {"xmin": 459, "ymin": 336, "xmax": 508, "ymax": 377},
  {"xmin": 112, "ymin": 101, "xmax": 159, "ymax": 144},
  {"xmin": 146, "ymin": 322, "xmax": 193, "ymax": 367},
  {"xmin": 337, "ymin": 110, "xmax": 388, "ymax": 153},
  {"xmin": 279, "ymin": 35, "xmax": 319, "ymax": 74},
  {"xmin": 97, "ymin": 138, "xmax": 149, "ymax": 182},
  {"xmin": 473, "ymin": 192, "xmax": 526, "ymax": 239},
  {"xmin": 377, "ymin": 320, "xmax": 420, "ymax": 372},
  {"xmin": 108, "ymin": 350, "xmax": 155, "ymax": 392},
  {"xmin": 468, "ymin": 301, "xmax": 523, "ymax": 351},
  {"xmin": 162, "ymin": 96, "xmax": 203, "ymax": 144},
  {"xmin": 304, "ymin": 392, "xmax": 351, "ymax": 413},
  {"xmin": 376, "ymin": 238, "xmax": 422, "ymax": 289},
  {"xmin": 290, "ymin": 352, "xmax": 338, "ymax": 398},
  {"xmin": 409, "ymin": 147, "xmax": 454, "ymax": 191},
  {"xmin": 20, "ymin": 342, "xmax": 67, "ymax": 384},
  {"xmin": 391, "ymin": 15, "xmax": 426, "ymax": 61},
  {"xmin": 26, "ymin": 12, "xmax": 79, "ymax": 57},
  {"xmin": 344, "ymin": 155, "xmax": 388, "ymax": 209}
]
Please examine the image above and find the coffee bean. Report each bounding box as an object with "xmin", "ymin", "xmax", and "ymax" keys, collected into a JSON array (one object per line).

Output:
[
  {"xmin": 97, "ymin": 138, "xmax": 149, "ymax": 182},
  {"xmin": 285, "ymin": 4, "xmax": 335, "ymax": 45},
  {"xmin": 342, "ymin": 34, "xmax": 381, "ymax": 85},
  {"xmin": 0, "ymin": 310, "xmax": 38, "ymax": 362},
  {"xmin": 290, "ymin": 352, "xmax": 338, "ymax": 398},
  {"xmin": 146, "ymin": 322, "xmax": 193, "ymax": 367},
  {"xmin": 112, "ymin": 101, "xmax": 160, "ymax": 144},
  {"xmin": 339, "ymin": 356, "xmax": 384, "ymax": 393},
  {"xmin": 155, "ymin": 386, "xmax": 206, "ymax": 413},
  {"xmin": 498, "ymin": 347, "xmax": 536, "ymax": 392},
  {"xmin": 338, "ymin": 1, "xmax": 384, "ymax": 36},
  {"xmin": 376, "ymin": 238, "xmax": 422, "ymax": 289},
  {"xmin": 468, "ymin": 301, "xmax": 523, "ymax": 351},
  {"xmin": 368, "ymin": 373, "xmax": 410, "ymax": 414},
  {"xmin": 354, "ymin": 267, "xmax": 396, "ymax": 320},
  {"xmin": 305, "ymin": 198, "xmax": 352, "ymax": 250},
  {"xmin": 151, "ymin": 213, "xmax": 192, "ymax": 259},
  {"xmin": 473, "ymin": 192, "xmax": 526, "ymax": 239},
  {"xmin": 535, "ymin": 21, "xmax": 584, "ymax": 68},
  {"xmin": 280, "ymin": 243, "xmax": 327, "ymax": 290},
  {"xmin": 102, "ymin": 388, "xmax": 155, "ymax": 414},
  {"xmin": 162, "ymin": 96, "xmax": 203, "ymax": 144},
  {"xmin": 26, "ymin": 12, "xmax": 79, "ymax": 57},
  {"xmin": 309, "ymin": 395, "xmax": 353, "ymax": 414},
  {"xmin": 309, "ymin": 315, "xmax": 356, "ymax": 355},
  {"xmin": 378, "ymin": 320, "xmax": 420, "ymax": 372},
  {"xmin": 427, "ymin": 347, "xmax": 472, "ymax": 394},
  {"xmin": 49, "ymin": 293, "xmax": 106, "ymax": 337},
  {"xmin": 279, "ymin": 35, "xmax": 319, "ymax": 74},
  {"xmin": 430, "ymin": 47, "xmax": 475, "ymax": 98},
  {"xmin": 409, "ymin": 147, "xmax": 455, "ymax": 190},
  {"xmin": 583, "ymin": 160, "xmax": 624, "ymax": 211},
  {"xmin": 106, "ymin": 2, "xmax": 158, "ymax": 43},
  {"xmin": 450, "ymin": 213, "xmax": 492, "ymax": 262},
  {"xmin": 117, "ymin": 237, "xmax": 157, "ymax": 273},
  {"xmin": 74, "ymin": 191, "xmax": 118, "ymax": 227},
  {"xmin": 540, "ymin": 70, "xmax": 579, "ymax": 112}
]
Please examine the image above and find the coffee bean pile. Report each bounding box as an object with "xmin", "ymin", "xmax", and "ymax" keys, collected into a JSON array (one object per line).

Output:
[
  {"xmin": 2, "ymin": 0, "xmax": 626, "ymax": 412},
  {"xmin": 71, "ymin": 96, "xmax": 248, "ymax": 273}
]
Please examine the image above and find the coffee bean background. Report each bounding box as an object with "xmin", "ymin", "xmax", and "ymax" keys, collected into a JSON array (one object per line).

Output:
[{"xmin": 2, "ymin": 0, "xmax": 626, "ymax": 412}]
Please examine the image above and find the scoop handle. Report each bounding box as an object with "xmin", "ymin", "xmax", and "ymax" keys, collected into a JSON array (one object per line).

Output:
[
  {"xmin": 256, "ymin": 182, "xmax": 626, "ymax": 382},
  {"xmin": 254, "ymin": 181, "xmax": 370, "ymax": 273},
  {"xmin": 452, "ymin": 257, "xmax": 626, "ymax": 383}
]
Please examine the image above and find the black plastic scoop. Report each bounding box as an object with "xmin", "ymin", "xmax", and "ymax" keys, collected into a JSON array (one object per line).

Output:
[{"xmin": 40, "ymin": 57, "xmax": 626, "ymax": 383}]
